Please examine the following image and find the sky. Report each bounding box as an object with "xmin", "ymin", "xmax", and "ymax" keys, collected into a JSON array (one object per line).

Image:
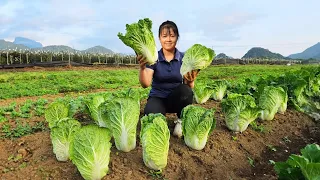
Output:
[{"xmin": 0, "ymin": 0, "xmax": 319, "ymax": 58}]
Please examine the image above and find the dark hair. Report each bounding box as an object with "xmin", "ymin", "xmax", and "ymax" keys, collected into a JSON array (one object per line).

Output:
[{"xmin": 158, "ymin": 20, "xmax": 179, "ymax": 39}]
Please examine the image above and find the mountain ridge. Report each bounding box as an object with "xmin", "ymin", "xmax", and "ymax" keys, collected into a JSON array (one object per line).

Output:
[{"xmin": 0, "ymin": 38, "xmax": 114, "ymax": 54}]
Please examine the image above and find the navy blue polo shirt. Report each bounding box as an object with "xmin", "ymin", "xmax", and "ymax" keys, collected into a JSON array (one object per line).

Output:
[{"xmin": 146, "ymin": 48, "xmax": 184, "ymax": 98}]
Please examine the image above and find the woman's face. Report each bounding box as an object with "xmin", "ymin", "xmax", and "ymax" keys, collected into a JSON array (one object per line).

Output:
[{"xmin": 159, "ymin": 28, "xmax": 178, "ymax": 51}]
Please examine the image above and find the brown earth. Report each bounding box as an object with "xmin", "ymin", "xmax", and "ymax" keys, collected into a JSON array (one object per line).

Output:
[{"xmin": 0, "ymin": 98, "xmax": 319, "ymax": 180}]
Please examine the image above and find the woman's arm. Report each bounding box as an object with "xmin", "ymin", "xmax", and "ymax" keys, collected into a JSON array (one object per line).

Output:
[
  {"xmin": 137, "ymin": 55, "xmax": 154, "ymax": 88},
  {"xmin": 139, "ymin": 67, "xmax": 154, "ymax": 88}
]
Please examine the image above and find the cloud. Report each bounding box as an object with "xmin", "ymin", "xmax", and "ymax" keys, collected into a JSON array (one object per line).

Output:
[
  {"xmin": 3, "ymin": 0, "xmax": 317, "ymax": 59},
  {"xmin": 193, "ymin": 11, "xmax": 264, "ymax": 42}
]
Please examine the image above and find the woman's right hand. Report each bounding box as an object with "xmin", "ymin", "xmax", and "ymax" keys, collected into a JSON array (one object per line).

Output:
[
  {"xmin": 137, "ymin": 55, "xmax": 148, "ymax": 70},
  {"xmin": 137, "ymin": 54, "xmax": 154, "ymax": 88}
]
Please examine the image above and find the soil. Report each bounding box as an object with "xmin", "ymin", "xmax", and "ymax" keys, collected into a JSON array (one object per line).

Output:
[
  {"xmin": 0, "ymin": 66, "xmax": 319, "ymax": 180},
  {"xmin": 0, "ymin": 98, "xmax": 319, "ymax": 180}
]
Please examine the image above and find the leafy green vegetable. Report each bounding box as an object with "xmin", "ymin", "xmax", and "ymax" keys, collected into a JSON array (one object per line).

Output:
[
  {"xmin": 211, "ymin": 80, "xmax": 229, "ymax": 101},
  {"xmin": 193, "ymin": 81, "xmax": 214, "ymax": 104},
  {"xmin": 118, "ymin": 18, "xmax": 158, "ymax": 65},
  {"xmin": 140, "ymin": 113, "xmax": 170, "ymax": 171},
  {"xmin": 45, "ymin": 102, "xmax": 69, "ymax": 128},
  {"xmin": 70, "ymin": 124, "xmax": 112, "ymax": 180},
  {"xmin": 181, "ymin": 105, "xmax": 216, "ymax": 150},
  {"xmin": 102, "ymin": 97, "xmax": 140, "ymax": 152},
  {"xmin": 222, "ymin": 93, "xmax": 260, "ymax": 133},
  {"xmin": 50, "ymin": 118, "xmax": 81, "ymax": 161},
  {"xmin": 180, "ymin": 44, "xmax": 215, "ymax": 76},
  {"xmin": 258, "ymin": 86, "xmax": 288, "ymax": 121},
  {"xmin": 291, "ymin": 72, "xmax": 320, "ymax": 121},
  {"xmin": 84, "ymin": 95, "xmax": 107, "ymax": 127},
  {"xmin": 274, "ymin": 143, "xmax": 320, "ymax": 180}
]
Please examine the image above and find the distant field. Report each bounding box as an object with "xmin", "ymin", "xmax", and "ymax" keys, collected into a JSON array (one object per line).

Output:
[{"xmin": 0, "ymin": 64, "xmax": 314, "ymax": 100}]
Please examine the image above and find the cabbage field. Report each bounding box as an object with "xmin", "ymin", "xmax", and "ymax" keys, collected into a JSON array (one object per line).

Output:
[{"xmin": 0, "ymin": 64, "xmax": 319, "ymax": 180}]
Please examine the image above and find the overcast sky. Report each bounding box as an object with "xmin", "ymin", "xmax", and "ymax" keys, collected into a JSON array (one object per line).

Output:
[{"xmin": 1, "ymin": 0, "xmax": 319, "ymax": 58}]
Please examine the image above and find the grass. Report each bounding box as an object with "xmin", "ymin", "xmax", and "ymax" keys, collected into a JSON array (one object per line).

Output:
[{"xmin": 0, "ymin": 64, "xmax": 316, "ymax": 99}]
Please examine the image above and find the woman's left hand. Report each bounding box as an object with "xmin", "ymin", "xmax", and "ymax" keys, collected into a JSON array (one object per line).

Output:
[{"xmin": 183, "ymin": 69, "xmax": 200, "ymax": 83}]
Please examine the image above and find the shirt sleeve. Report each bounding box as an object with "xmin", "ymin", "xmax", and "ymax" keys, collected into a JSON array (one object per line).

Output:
[{"xmin": 146, "ymin": 63, "xmax": 156, "ymax": 70}]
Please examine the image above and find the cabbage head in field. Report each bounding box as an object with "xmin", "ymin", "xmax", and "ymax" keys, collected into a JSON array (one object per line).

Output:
[
  {"xmin": 180, "ymin": 44, "xmax": 215, "ymax": 77},
  {"xmin": 45, "ymin": 101, "xmax": 70, "ymax": 128},
  {"xmin": 211, "ymin": 80, "xmax": 229, "ymax": 101},
  {"xmin": 84, "ymin": 95, "xmax": 107, "ymax": 127},
  {"xmin": 222, "ymin": 93, "xmax": 260, "ymax": 133},
  {"xmin": 258, "ymin": 86, "xmax": 288, "ymax": 121},
  {"xmin": 193, "ymin": 81, "xmax": 214, "ymax": 104},
  {"xmin": 50, "ymin": 118, "xmax": 81, "ymax": 161},
  {"xmin": 102, "ymin": 97, "xmax": 140, "ymax": 152},
  {"xmin": 140, "ymin": 113, "xmax": 170, "ymax": 171},
  {"xmin": 291, "ymin": 71, "xmax": 320, "ymax": 121},
  {"xmin": 117, "ymin": 18, "xmax": 158, "ymax": 65},
  {"xmin": 181, "ymin": 105, "xmax": 216, "ymax": 150},
  {"xmin": 70, "ymin": 124, "xmax": 112, "ymax": 180}
]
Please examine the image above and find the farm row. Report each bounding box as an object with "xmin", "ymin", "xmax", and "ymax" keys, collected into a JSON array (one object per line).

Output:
[{"xmin": 0, "ymin": 64, "xmax": 319, "ymax": 180}]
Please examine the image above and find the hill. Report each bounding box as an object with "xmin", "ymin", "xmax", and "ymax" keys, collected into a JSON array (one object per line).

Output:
[
  {"xmin": 82, "ymin": 45, "xmax": 114, "ymax": 54},
  {"xmin": 242, "ymin": 47, "xmax": 286, "ymax": 59},
  {"xmin": 215, "ymin": 53, "xmax": 233, "ymax": 59},
  {"xmin": 0, "ymin": 37, "xmax": 114, "ymax": 54},
  {"xmin": 0, "ymin": 39, "xmax": 30, "ymax": 50},
  {"xmin": 13, "ymin": 37, "xmax": 43, "ymax": 48},
  {"xmin": 288, "ymin": 42, "xmax": 320, "ymax": 60}
]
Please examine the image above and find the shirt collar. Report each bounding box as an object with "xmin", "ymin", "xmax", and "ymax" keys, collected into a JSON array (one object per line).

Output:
[{"xmin": 158, "ymin": 48, "xmax": 182, "ymax": 62}]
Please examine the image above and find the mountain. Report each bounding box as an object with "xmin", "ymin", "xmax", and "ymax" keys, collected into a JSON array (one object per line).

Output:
[
  {"xmin": 82, "ymin": 45, "xmax": 114, "ymax": 54},
  {"xmin": 242, "ymin": 47, "xmax": 286, "ymax": 59},
  {"xmin": 288, "ymin": 42, "xmax": 320, "ymax": 60},
  {"xmin": 0, "ymin": 37, "xmax": 114, "ymax": 54},
  {"xmin": 215, "ymin": 53, "xmax": 233, "ymax": 59},
  {"xmin": 0, "ymin": 39, "xmax": 30, "ymax": 50},
  {"xmin": 13, "ymin": 37, "xmax": 43, "ymax": 49}
]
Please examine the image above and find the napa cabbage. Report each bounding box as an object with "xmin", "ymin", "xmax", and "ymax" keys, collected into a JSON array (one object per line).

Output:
[
  {"xmin": 193, "ymin": 81, "xmax": 214, "ymax": 104},
  {"xmin": 45, "ymin": 101, "xmax": 70, "ymax": 128},
  {"xmin": 84, "ymin": 95, "xmax": 107, "ymax": 127},
  {"xmin": 211, "ymin": 80, "xmax": 229, "ymax": 101},
  {"xmin": 258, "ymin": 86, "xmax": 288, "ymax": 120},
  {"xmin": 102, "ymin": 97, "xmax": 140, "ymax": 152},
  {"xmin": 140, "ymin": 113, "xmax": 170, "ymax": 171},
  {"xmin": 70, "ymin": 124, "xmax": 112, "ymax": 180},
  {"xmin": 180, "ymin": 44, "xmax": 215, "ymax": 77},
  {"xmin": 50, "ymin": 118, "xmax": 81, "ymax": 161},
  {"xmin": 118, "ymin": 18, "xmax": 158, "ymax": 65},
  {"xmin": 181, "ymin": 105, "xmax": 216, "ymax": 150},
  {"xmin": 221, "ymin": 93, "xmax": 260, "ymax": 133}
]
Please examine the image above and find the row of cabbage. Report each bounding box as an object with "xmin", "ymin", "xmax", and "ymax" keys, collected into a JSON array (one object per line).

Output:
[
  {"xmin": 193, "ymin": 66, "xmax": 320, "ymax": 132},
  {"xmin": 44, "ymin": 88, "xmax": 216, "ymax": 180}
]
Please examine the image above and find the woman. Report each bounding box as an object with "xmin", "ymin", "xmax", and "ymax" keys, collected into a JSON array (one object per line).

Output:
[{"xmin": 137, "ymin": 20, "xmax": 199, "ymax": 137}]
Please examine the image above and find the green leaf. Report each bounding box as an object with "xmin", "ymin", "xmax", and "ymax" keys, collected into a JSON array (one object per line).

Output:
[
  {"xmin": 70, "ymin": 124, "xmax": 112, "ymax": 180},
  {"xmin": 103, "ymin": 97, "xmax": 140, "ymax": 152},
  {"xmin": 181, "ymin": 105, "xmax": 216, "ymax": 150},
  {"xmin": 140, "ymin": 114, "xmax": 170, "ymax": 171},
  {"xmin": 117, "ymin": 18, "xmax": 158, "ymax": 65},
  {"xmin": 50, "ymin": 118, "xmax": 81, "ymax": 161},
  {"xmin": 45, "ymin": 102, "xmax": 69, "ymax": 128},
  {"xmin": 180, "ymin": 44, "xmax": 215, "ymax": 76}
]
